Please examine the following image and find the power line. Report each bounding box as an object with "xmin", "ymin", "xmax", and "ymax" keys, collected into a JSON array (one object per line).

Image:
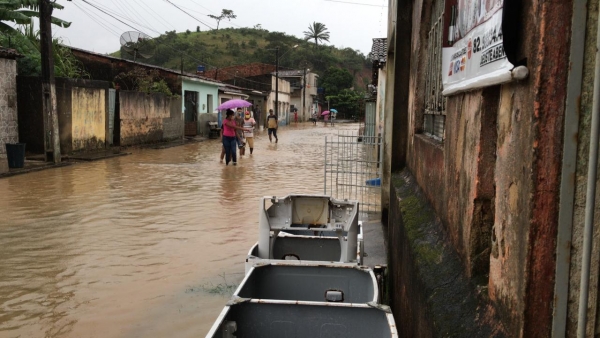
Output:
[
  {"xmin": 85, "ymin": 0, "xmax": 163, "ymax": 35},
  {"xmin": 80, "ymin": 0, "xmax": 144, "ymax": 32},
  {"xmin": 77, "ymin": 0, "xmax": 276, "ymax": 87},
  {"xmin": 72, "ymin": 2, "xmax": 121, "ymax": 38},
  {"xmin": 162, "ymin": 0, "xmax": 214, "ymax": 30},
  {"xmin": 133, "ymin": 0, "xmax": 177, "ymax": 31}
]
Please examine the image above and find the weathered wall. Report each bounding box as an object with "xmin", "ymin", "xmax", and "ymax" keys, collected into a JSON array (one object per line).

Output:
[
  {"xmin": 389, "ymin": 171, "xmax": 506, "ymax": 337},
  {"xmin": 119, "ymin": 91, "xmax": 182, "ymax": 146},
  {"xmin": 197, "ymin": 112, "xmax": 218, "ymax": 137},
  {"xmin": 385, "ymin": 0, "xmax": 572, "ymax": 336},
  {"xmin": 18, "ymin": 77, "xmax": 109, "ymax": 154},
  {"xmin": 565, "ymin": 0, "xmax": 600, "ymax": 335},
  {"xmin": 71, "ymin": 87, "xmax": 105, "ymax": 152},
  {"xmin": 0, "ymin": 58, "xmax": 19, "ymax": 173}
]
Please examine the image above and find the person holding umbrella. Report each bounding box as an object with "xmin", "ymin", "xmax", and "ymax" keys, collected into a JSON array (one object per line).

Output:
[
  {"xmin": 322, "ymin": 110, "xmax": 330, "ymax": 126},
  {"xmin": 330, "ymin": 109, "xmax": 338, "ymax": 126},
  {"xmin": 222, "ymin": 109, "xmax": 251, "ymax": 165}
]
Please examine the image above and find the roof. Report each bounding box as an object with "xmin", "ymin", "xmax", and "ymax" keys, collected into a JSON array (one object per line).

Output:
[
  {"xmin": 68, "ymin": 46, "xmax": 223, "ymax": 85},
  {"xmin": 278, "ymin": 70, "xmax": 318, "ymax": 78},
  {"xmin": 0, "ymin": 47, "xmax": 22, "ymax": 59},
  {"xmin": 371, "ymin": 38, "xmax": 388, "ymax": 63}
]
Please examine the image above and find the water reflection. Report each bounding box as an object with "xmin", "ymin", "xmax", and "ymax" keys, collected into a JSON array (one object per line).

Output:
[{"xmin": 0, "ymin": 123, "xmax": 360, "ymax": 337}]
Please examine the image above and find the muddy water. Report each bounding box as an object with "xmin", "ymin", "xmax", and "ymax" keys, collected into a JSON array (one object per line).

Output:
[{"xmin": 0, "ymin": 123, "xmax": 360, "ymax": 338}]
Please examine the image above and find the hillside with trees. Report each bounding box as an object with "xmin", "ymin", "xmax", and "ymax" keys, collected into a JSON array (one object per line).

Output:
[{"xmin": 115, "ymin": 27, "xmax": 372, "ymax": 91}]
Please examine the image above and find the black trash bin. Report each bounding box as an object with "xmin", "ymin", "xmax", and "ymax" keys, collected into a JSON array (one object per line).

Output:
[{"xmin": 5, "ymin": 143, "xmax": 26, "ymax": 168}]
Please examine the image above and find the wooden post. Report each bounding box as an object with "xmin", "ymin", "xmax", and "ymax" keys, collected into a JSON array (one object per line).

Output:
[{"xmin": 40, "ymin": 0, "xmax": 60, "ymax": 163}]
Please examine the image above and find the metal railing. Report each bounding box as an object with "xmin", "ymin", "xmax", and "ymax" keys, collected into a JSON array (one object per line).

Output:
[{"xmin": 324, "ymin": 131, "xmax": 382, "ymax": 216}]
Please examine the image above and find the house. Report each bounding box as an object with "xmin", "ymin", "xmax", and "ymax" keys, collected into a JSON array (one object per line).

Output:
[
  {"xmin": 381, "ymin": 0, "xmax": 599, "ymax": 337},
  {"xmin": 278, "ymin": 70, "xmax": 319, "ymax": 122},
  {"xmin": 204, "ymin": 63, "xmax": 292, "ymax": 125},
  {"xmin": 182, "ymin": 76, "xmax": 223, "ymax": 137},
  {"xmin": 70, "ymin": 47, "xmax": 224, "ymax": 139},
  {"xmin": 0, "ymin": 47, "xmax": 21, "ymax": 173}
]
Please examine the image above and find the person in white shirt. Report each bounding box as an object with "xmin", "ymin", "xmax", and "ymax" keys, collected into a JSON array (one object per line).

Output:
[{"xmin": 242, "ymin": 111, "xmax": 256, "ymax": 154}]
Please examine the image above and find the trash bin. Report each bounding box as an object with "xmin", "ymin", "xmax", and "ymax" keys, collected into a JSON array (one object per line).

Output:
[
  {"xmin": 5, "ymin": 143, "xmax": 26, "ymax": 168},
  {"xmin": 366, "ymin": 177, "xmax": 381, "ymax": 186}
]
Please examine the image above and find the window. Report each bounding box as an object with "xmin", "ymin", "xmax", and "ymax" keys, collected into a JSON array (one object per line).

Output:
[{"xmin": 423, "ymin": 0, "xmax": 446, "ymax": 141}]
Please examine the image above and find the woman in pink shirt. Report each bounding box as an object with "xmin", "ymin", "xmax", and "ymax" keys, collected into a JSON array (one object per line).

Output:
[{"xmin": 222, "ymin": 109, "xmax": 250, "ymax": 165}]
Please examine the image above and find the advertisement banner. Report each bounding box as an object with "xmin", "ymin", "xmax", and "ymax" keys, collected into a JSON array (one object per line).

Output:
[{"xmin": 442, "ymin": 1, "xmax": 513, "ymax": 95}]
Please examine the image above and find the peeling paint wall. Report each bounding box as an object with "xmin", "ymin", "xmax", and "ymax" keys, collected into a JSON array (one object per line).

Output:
[
  {"xmin": 71, "ymin": 87, "xmax": 105, "ymax": 152},
  {"xmin": 119, "ymin": 91, "xmax": 182, "ymax": 146},
  {"xmin": 0, "ymin": 58, "xmax": 18, "ymax": 173},
  {"xmin": 565, "ymin": 0, "xmax": 600, "ymax": 335},
  {"xmin": 385, "ymin": 0, "xmax": 572, "ymax": 336},
  {"xmin": 17, "ymin": 77, "xmax": 109, "ymax": 155}
]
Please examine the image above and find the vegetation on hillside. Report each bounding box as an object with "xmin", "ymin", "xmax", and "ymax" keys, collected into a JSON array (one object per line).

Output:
[
  {"xmin": 303, "ymin": 22, "xmax": 330, "ymax": 48},
  {"xmin": 116, "ymin": 27, "xmax": 372, "ymax": 91}
]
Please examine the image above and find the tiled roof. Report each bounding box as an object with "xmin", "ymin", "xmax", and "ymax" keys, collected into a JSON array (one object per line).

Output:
[
  {"xmin": 0, "ymin": 47, "xmax": 22, "ymax": 59},
  {"xmin": 68, "ymin": 46, "xmax": 222, "ymax": 84},
  {"xmin": 371, "ymin": 38, "xmax": 387, "ymax": 63}
]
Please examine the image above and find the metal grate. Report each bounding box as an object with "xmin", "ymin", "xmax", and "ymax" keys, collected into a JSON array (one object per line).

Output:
[
  {"xmin": 324, "ymin": 131, "xmax": 382, "ymax": 217},
  {"xmin": 423, "ymin": 0, "xmax": 446, "ymax": 141}
]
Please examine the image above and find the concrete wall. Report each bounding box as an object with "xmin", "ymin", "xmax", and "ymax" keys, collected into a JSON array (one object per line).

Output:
[
  {"xmin": 565, "ymin": 1, "xmax": 600, "ymax": 335},
  {"xmin": 119, "ymin": 91, "xmax": 182, "ymax": 146},
  {"xmin": 181, "ymin": 77, "xmax": 220, "ymax": 136},
  {"xmin": 70, "ymin": 87, "xmax": 105, "ymax": 152},
  {"xmin": 0, "ymin": 58, "xmax": 18, "ymax": 173},
  {"xmin": 384, "ymin": 0, "xmax": 573, "ymax": 336},
  {"xmin": 18, "ymin": 77, "xmax": 109, "ymax": 154}
]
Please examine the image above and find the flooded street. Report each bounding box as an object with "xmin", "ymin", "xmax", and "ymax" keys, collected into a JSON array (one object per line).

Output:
[{"xmin": 0, "ymin": 123, "xmax": 359, "ymax": 338}]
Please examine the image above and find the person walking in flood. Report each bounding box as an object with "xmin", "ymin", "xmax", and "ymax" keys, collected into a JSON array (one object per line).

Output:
[
  {"xmin": 267, "ymin": 109, "xmax": 278, "ymax": 143},
  {"xmin": 222, "ymin": 109, "xmax": 250, "ymax": 165},
  {"xmin": 243, "ymin": 111, "xmax": 256, "ymax": 154}
]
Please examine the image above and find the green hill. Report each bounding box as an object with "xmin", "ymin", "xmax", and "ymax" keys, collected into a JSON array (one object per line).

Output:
[{"xmin": 114, "ymin": 27, "xmax": 372, "ymax": 90}]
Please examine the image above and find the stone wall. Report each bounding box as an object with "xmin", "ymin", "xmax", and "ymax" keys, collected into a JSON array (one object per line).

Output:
[{"xmin": 0, "ymin": 58, "xmax": 18, "ymax": 173}]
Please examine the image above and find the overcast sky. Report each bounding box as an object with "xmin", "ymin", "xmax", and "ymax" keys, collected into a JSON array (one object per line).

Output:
[{"xmin": 49, "ymin": 0, "xmax": 388, "ymax": 56}]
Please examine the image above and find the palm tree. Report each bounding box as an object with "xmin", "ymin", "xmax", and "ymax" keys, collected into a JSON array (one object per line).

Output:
[
  {"xmin": 0, "ymin": 0, "xmax": 70, "ymax": 33},
  {"xmin": 303, "ymin": 22, "xmax": 330, "ymax": 48}
]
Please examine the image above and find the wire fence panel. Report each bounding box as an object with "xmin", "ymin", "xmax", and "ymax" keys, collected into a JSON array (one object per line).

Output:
[{"xmin": 324, "ymin": 131, "xmax": 382, "ymax": 216}]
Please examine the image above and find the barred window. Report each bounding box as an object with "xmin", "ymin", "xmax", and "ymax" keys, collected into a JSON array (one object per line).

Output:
[{"xmin": 423, "ymin": 0, "xmax": 446, "ymax": 141}]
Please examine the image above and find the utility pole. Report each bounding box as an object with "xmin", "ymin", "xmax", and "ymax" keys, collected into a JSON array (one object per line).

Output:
[
  {"xmin": 302, "ymin": 67, "xmax": 307, "ymax": 122},
  {"xmin": 40, "ymin": 0, "xmax": 60, "ymax": 163},
  {"xmin": 275, "ymin": 47, "xmax": 279, "ymax": 118}
]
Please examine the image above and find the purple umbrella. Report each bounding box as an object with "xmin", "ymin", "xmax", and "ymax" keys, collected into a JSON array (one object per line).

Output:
[
  {"xmin": 321, "ymin": 110, "xmax": 330, "ymax": 115},
  {"xmin": 217, "ymin": 99, "xmax": 253, "ymax": 110}
]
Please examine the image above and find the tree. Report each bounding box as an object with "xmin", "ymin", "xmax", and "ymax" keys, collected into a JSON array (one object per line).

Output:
[
  {"xmin": 208, "ymin": 9, "xmax": 236, "ymax": 31},
  {"xmin": 320, "ymin": 67, "xmax": 354, "ymax": 97},
  {"xmin": 327, "ymin": 89, "xmax": 363, "ymax": 119},
  {"xmin": 0, "ymin": 0, "xmax": 70, "ymax": 33},
  {"xmin": 0, "ymin": 23, "xmax": 87, "ymax": 78},
  {"xmin": 303, "ymin": 22, "xmax": 330, "ymax": 48}
]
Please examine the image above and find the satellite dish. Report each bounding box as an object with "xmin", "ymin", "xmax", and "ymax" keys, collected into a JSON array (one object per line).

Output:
[{"xmin": 120, "ymin": 31, "xmax": 154, "ymax": 61}]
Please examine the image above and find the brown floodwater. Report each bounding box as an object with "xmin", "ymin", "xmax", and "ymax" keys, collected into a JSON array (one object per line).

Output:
[{"xmin": 0, "ymin": 123, "xmax": 361, "ymax": 338}]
